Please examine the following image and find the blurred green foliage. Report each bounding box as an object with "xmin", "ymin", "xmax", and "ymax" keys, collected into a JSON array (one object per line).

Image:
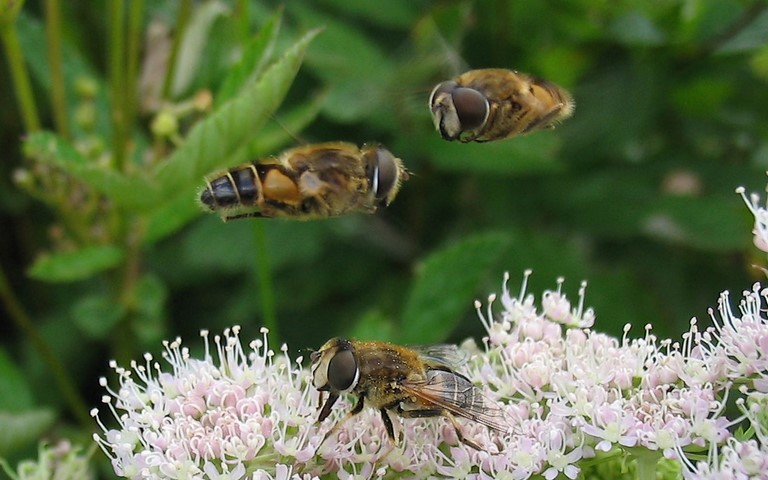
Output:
[{"xmin": 0, "ymin": 0, "xmax": 766, "ymax": 474}]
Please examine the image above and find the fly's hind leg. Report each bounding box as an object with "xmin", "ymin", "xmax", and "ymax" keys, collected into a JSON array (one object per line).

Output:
[{"xmin": 395, "ymin": 406, "xmax": 482, "ymax": 450}]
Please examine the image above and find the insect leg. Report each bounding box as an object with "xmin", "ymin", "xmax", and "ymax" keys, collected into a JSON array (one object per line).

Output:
[
  {"xmin": 317, "ymin": 392, "xmax": 339, "ymax": 422},
  {"xmin": 379, "ymin": 409, "xmax": 396, "ymax": 443},
  {"xmin": 520, "ymin": 103, "xmax": 566, "ymax": 133},
  {"xmin": 320, "ymin": 393, "xmax": 366, "ymax": 447},
  {"xmin": 396, "ymin": 406, "xmax": 482, "ymax": 450},
  {"xmin": 224, "ymin": 211, "xmax": 268, "ymax": 221}
]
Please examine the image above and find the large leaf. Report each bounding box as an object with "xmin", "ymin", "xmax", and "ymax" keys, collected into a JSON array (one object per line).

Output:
[
  {"xmin": 27, "ymin": 245, "xmax": 124, "ymax": 283},
  {"xmin": 400, "ymin": 232, "xmax": 513, "ymax": 344},
  {"xmin": 151, "ymin": 28, "xmax": 321, "ymax": 203}
]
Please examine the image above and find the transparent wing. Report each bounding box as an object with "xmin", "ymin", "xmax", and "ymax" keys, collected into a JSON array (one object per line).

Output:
[
  {"xmin": 401, "ymin": 369, "xmax": 511, "ymax": 433},
  {"xmin": 409, "ymin": 344, "xmax": 469, "ymax": 370}
]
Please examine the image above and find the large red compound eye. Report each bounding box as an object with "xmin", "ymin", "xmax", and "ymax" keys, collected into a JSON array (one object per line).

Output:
[{"xmin": 451, "ymin": 87, "xmax": 489, "ymax": 130}]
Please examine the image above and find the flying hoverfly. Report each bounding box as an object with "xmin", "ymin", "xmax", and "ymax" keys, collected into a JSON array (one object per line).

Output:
[
  {"xmin": 199, "ymin": 142, "xmax": 408, "ymax": 221},
  {"xmin": 429, "ymin": 68, "xmax": 574, "ymax": 142},
  {"xmin": 310, "ymin": 337, "xmax": 510, "ymax": 450}
]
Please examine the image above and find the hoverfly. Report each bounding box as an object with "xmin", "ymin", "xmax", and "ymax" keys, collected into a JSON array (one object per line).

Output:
[
  {"xmin": 310, "ymin": 337, "xmax": 510, "ymax": 450},
  {"xmin": 429, "ymin": 68, "xmax": 574, "ymax": 142},
  {"xmin": 199, "ymin": 142, "xmax": 408, "ymax": 221}
]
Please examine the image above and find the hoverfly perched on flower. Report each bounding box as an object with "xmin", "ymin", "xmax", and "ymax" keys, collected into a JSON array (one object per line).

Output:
[
  {"xmin": 310, "ymin": 337, "xmax": 510, "ymax": 450},
  {"xmin": 199, "ymin": 142, "xmax": 408, "ymax": 221},
  {"xmin": 429, "ymin": 68, "xmax": 574, "ymax": 142}
]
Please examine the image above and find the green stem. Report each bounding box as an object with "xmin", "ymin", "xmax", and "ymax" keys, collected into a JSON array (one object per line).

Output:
[
  {"xmin": 123, "ymin": 0, "xmax": 143, "ymax": 147},
  {"xmin": 1, "ymin": 21, "xmax": 41, "ymax": 132},
  {"xmin": 252, "ymin": 222, "xmax": 278, "ymax": 341},
  {"xmin": 630, "ymin": 448, "xmax": 660, "ymax": 480},
  {"xmin": 161, "ymin": 0, "xmax": 191, "ymax": 100},
  {"xmin": 111, "ymin": 217, "xmax": 144, "ymax": 365},
  {"xmin": 44, "ymin": 0, "xmax": 69, "ymax": 137},
  {"xmin": 0, "ymin": 265, "xmax": 91, "ymax": 428},
  {"xmin": 108, "ymin": 0, "xmax": 126, "ymax": 169}
]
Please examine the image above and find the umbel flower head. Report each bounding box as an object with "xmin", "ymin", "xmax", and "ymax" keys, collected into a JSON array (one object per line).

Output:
[{"xmin": 94, "ymin": 265, "xmax": 768, "ymax": 479}]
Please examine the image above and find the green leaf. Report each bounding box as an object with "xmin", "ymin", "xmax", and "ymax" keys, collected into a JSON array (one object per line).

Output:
[
  {"xmin": 0, "ymin": 349, "xmax": 32, "ymax": 411},
  {"xmin": 71, "ymin": 294, "xmax": 126, "ymax": 339},
  {"xmin": 0, "ymin": 410, "xmax": 56, "ymax": 457},
  {"xmin": 143, "ymin": 192, "xmax": 202, "ymax": 245},
  {"xmin": 27, "ymin": 245, "xmax": 124, "ymax": 283},
  {"xmin": 215, "ymin": 8, "xmax": 282, "ymax": 108},
  {"xmin": 400, "ymin": 232, "xmax": 513, "ymax": 344},
  {"xmin": 151, "ymin": 28, "xmax": 321, "ymax": 203}
]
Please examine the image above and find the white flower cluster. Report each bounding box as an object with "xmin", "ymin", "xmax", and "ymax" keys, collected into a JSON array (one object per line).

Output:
[{"xmin": 92, "ymin": 273, "xmax": 768, "ymax": 479}]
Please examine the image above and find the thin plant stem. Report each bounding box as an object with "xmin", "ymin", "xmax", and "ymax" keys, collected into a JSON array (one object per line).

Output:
[
  {"xmin": 123, "ymin": 0, "xmax": 143, "ymax": 149},
  {"xmin": 0, "ymin": 265, "xmax": 91, "ymax": 428},
  {"xmin": 161, "ymin": 0, "xmax": 191, "ymax": 100},
  {"xmin": 108, "ymin": 0, "xmax": 126, "ymax": 170},
  {"xmin": 1, "ymin": 21, "xmax": 41, "ymax": 132},
  {"xmin": 252, "ymin": 221, "xmax": 278, "ymax": 342},
  {"xmin": 44, "ymin": 0, "xmax": 69, "ymax": 138}
]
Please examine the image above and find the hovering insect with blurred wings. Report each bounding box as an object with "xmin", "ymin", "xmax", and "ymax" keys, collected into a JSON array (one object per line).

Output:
[
  {"xmin": 429, "ymin": 68, "xmax": 574, "ymax": 142},
  {"xmin": 199, "ymin": 142, "xmax": 408, "ymax": 221},
  {"xmin": 311, "ymin": 337, "xmax": 510, "ymax": 450}
]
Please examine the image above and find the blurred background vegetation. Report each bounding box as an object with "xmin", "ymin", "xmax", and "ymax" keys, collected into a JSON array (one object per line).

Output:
[{"xmin": 1, "ymin": 0, "xmax": 767, "ymax": 475}]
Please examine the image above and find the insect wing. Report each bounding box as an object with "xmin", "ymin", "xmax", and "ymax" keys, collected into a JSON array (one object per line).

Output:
[
  {"xmin": 401, "ymin": 369, "xmax": 510, "ymax": 433},
  {"xmin": 409, "ymin": 344, "xmax": 468, "ymax": 370}
]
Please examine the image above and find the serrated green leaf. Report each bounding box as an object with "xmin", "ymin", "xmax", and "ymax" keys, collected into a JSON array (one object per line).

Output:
[
  {"xmin": 0, "ymin": 349, "xmax": 32, "ymax": 411},
  {"xmin": 400, "ymin": 232, "xmax": 513, "ymax": 344},
  {"xmin": 22, "ymin": 132, "xmax": 153, "ymax": 208},
  {"xmin": 71, "ymin": 295, "xmax": 126, "ymax": 339},
  {"xmin": 0, "ymin": 410, "xmax": 56, "ymax": 457},
  {"xmin": 151, "ymin": 28, "xmax": 321, "ymax": 202},
  {"xmin": 27, "ymin": 245, "xmax": 124, "ymax": 283},
  {"xmin": 215, "ymin": 8, "xmax": 282, "ymax": 108}
]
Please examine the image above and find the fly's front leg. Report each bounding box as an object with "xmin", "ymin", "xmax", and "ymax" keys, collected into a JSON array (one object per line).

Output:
[{"xmin": 320, "ymin": 393, "xmax": 365, "ymax": 447}]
